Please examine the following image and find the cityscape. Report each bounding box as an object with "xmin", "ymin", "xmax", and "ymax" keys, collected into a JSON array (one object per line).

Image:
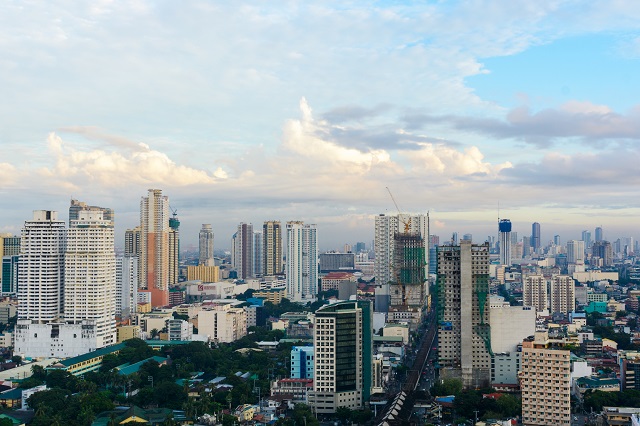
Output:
[
  {"xmin": 0, "ymin": 191, "xmax": 638, "ymax": 425},
  {"xmin": 2, "ymin": 2, "xmax": 640, "ymax": 426}
]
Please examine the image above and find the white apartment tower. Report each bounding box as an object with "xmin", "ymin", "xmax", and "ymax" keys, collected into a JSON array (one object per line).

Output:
[
  {"xmin": 550, "ymin": 275, "xmax": 575, "ymax": 315},
  {"xmin": 199, "ymin": 224, "xmax": 215, "ymax": 266},
  {"xmin": 566, "ymin": 240, "xmax": 585, "ymax": 264},
  {"xmin": 437, "ymin": 240, "xmax": 491, "ymax": 389},
  {"xmin": 17, "ymin": 211, "xmax": 66, "ymax": 323},
  {"xmin": 523, "ymin": 275, "xmax": 548, "ymax": 313},
  {"xmin": 374, "ymin": 213, "xmax": 429, "ymax": 312},
  {"xmin": 286, "ymin": 221, "xmax": 318, "ymax": 302},
  {"xmin": 140, "ymin": 189, "xmax": 170, "ymax": 307},
  {"xmin": 116, "ymin": 255, "xmax": 138, "ymax": 318},
  {"xmin": 64, "ymin": 210, "xmax": 116, "ymax": 348}
]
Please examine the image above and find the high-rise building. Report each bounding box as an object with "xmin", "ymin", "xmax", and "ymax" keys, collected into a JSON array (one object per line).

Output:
[
  {"xmin": 308, "ymin": 300, "xmax": 372, "ymax": 414},
  {"xmin": 116, "ymin": 255, "xmax": 138, "ymax": 318},
  {"xmin": 286, "ymin": 221, "xmax": 318, "ymax": 302},
  {"xmin": 462, "ymin": 233, "xmax": 472, "ymax": 242},
  {"xmin": 554, "ymin": 235, "xmax": 561, "ymax": 246},
  {"xmin": 522, "ymin": 236, "xmax": 531, "ymax": 258},
  {"xmin": 168, "ymin": 213, "xmax": 180, "ymax": 287},
  {"xmin": 550, "ymin": 275, "xmax": 575, "ymax": 315},
  {"xmin": 388, "ymin": 232, "xmax": 427, "ymax": 329},
  {"xmin": 566, "ymin": 240, "xmax": 585, "ymax": 264},
  {"xmin": 374, "ymin": 213, "xmax": 429, "ymax": 312},
  {"xmin": 140, "ymin": 189, "xmax": 170, "ymax": 307},
  {"xmin": 1, "ymin": 255, "xmax": 19, "ymax": 295},
  {"xmin": 595, "ymin": 226, "xmax": 603, "ymax": 243},
  {"xmin": 15, "ymin": 209, "xmax": 115, "ymax": 358},
  {"xmin": 17, "ymin": 211, "xmax": 66, "ymax": 323},
  {"xmin": 199, "ymin": 224, "xmax": 214, "ymax": 266},
  {"xmin": 233, "ymin": 223, "xmax": 254, "ymax": 280},
  {"xmin": 263, "ymin": 221, "xmax": 282, "ymax": 276},
  {"xmin": 581, "ymin": 230, "xmax": 592, "ymax": 251},
  {"xmin": 319, "ymin": 252, "xmax": 356, "ymax": 273},
  {"xmin": 592, "ymin": 241, "xmax": 613, "ymax": 267},
  {"xmin": 253, "ymin": 232, "xmax": 263, "ymax": 277},
  {"xmin": 523, "ymin": 275, "xmax": 548, "ymax": 313},
  {"xmin": 437, "ymin": 241, "xmax": 491, "ymax": 389},
  {"xmin": 64, "ymin": 210, "xmax": 116, "ymax": 348},
  {"xmin": 499, "ymin": 219, "xmax": 512, "ymax": 266},
  {"xmin": 520, "ymin": 332, "xmax": 571, "ymax": 425},
  {"xmin": 531, "ymin": 222, "xmax": 540, "ymax": 253}
]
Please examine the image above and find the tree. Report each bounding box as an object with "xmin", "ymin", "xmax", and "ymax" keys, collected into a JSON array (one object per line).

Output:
[
  {"xmin": 11, "ymin": 355, "xmax": 21, "ymax": 366},
  {"xmin": 31, "ymin": 364, "xmax": 47, "ymax": 380},
  {"xmin": 336, "ymin": 406, "xmax": 353, "ymax": 423},
  {"xmin": 430, "ymin": 378, "xmax": 463, "ymax": 397}
]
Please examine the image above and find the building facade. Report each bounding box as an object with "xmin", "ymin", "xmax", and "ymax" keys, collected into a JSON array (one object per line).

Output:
[
  {"xmin": 437, "ymin": 241, "xmax": 491, "ymax": 389},
  {"xmin": 285, "ymin": 222, "xmax": 318, "ymax": 302},
  {"xmin": 520, "ymin": 332, "xmax": 571, "ymax": 425},
  {"xmin": 234, "ymin": 223, "xmax": 254, "ymax": 280},
  {"xmin": 523, "ymin": 275, "xmax": 548, "ymax": 313},
  {"xmin": 531, "ymin": 222, "xmax": 541, "ymax": 253},
  {"xmin": 140, "ymin": 189, "xmax": 170, "ymax": 307},
  {"xmin": 550, "ymin": 275, "xmax": 575, "ymax": 315},
  {"xmin": 262, "ymin": 221, "xmax": 282, "ymax": 276},
  {"xmin": 116, "ymin": 255, "xmax": 138, "ymax": 318},
  {"xmin": 199, "ymin": 224, "xmax": 215, "ymax": 266},
  {"xmin": 374, "ymin": 213, "xmax": 429, "ymax": 312},
  {"xmin": 63, "ymin": 210, "xmax": 116, "ymax": 349},
  {"xmin": 291, "ymin": 346, "xmax": 314, "ymax": 379},
  {"xmin": 499, "ymin": 219, "xmax": 512, "ymax": 266},
  {"xmin": 308, "ymin": 300, "xmax": 372, "ymax": 414}
]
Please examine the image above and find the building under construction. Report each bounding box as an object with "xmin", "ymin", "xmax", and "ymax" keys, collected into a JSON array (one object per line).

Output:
[
  {"xmin": 435, "ymin": 240, "xmax": 492, "ymax": 389},
  {"xmin": 388, "ymin": 232, "xmax": 427, "ymax": 330}
]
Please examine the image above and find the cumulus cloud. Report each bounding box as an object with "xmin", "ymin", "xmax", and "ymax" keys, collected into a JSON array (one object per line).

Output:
[{"xmin": 41, "ymin": 132, "xmax": 224, "ymax": 190}]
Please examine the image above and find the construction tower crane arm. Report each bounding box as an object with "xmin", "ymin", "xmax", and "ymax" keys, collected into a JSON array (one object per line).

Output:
[{"xmin": 386, "ymin": 186, "xmax": 411, "ymax": 234}]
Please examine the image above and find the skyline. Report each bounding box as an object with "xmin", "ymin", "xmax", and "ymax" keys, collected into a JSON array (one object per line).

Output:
[{"xmin": 2, "ymin": 2, "xmax": 640, "ymax": 248}]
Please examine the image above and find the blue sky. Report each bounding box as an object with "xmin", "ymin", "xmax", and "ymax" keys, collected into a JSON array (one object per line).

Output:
[{"xmin": 1, "ymin": 1, "xmax": 640, "ymax": 249}]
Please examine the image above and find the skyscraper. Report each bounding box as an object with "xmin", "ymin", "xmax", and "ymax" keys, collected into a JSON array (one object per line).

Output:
[
  {"xmin": 388, "ymin": 232, "xmax": 427, "ymax": 329},
  {"xmin": 286, "ymin": 221, "xmax": 318, "ymax": 302},
  {"xmin": 116, "ymin": 255, "xmax": 138, "ymax": 318},
  {"xmin": 199, "ymin": 224, "xmax": 215, "ymax": 266},
  {"xmin": 263, "ymin": 220, "xmax": 282, "ymax": 276},
  {"xmin": 374, "ymin": 213, "xmax": 429, "ymax": 312},
  {"xmin": 566, "ymin": 240, "xmax": 585, "ymax": 264},
  {"xmin": 592, "ymin": 241, "xmax": 613, "ymax": 267},
  {"xmin": 499, "ymin": 219, "xmax": 512, "ymax": 266},
  {"xmin": 17, "ymin": 211, "xmax": 66, "ymax": 323},
  {"xmin": 437, "ymin": 240, "xmax": 491, "ymax": 389},
  {"xmin": 140, "ymin": 189, "xmax": 170, "ymax": 307},
  {"xmin": 595, "ymin": 226, "xmax": 603, "ymax": 242},
  {"xmin": 308, "ymin": 300, "xmax": 372, "ymax": 414},
  {"xmin": 234, "ymin": 223, "xmax": 254, "ymax": 280},
  {"xmin": 531, "ymin": 222, "xmax": 540, "ymax": 253},
  {"xmin": 168, "ymin": 212, "xmax": 180, "ymax": 287},
  {"xmin": 15, "ymin": 209, "xmax": 115, "ymax": 358},
  {"xmin": 64, "ymin": 210, "xmax": 116, "ymax": 348},
  {"xmin": 581, "ymin": 230, "xmax": 592, "ymax": 251},
  {"xmin": 253, "ymin": 231, "xmax": 263, "ymax": 277}
]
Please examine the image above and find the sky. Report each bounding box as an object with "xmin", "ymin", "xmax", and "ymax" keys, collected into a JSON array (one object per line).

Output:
[{"xmin": 2, "ymin": 0, "xmax": 640, "ymax": 251}]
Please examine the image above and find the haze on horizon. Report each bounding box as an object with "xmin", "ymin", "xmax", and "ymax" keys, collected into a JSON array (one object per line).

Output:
[{"xmin": 1, "ymin": 1, "xmax": 640, "ymax": 249}]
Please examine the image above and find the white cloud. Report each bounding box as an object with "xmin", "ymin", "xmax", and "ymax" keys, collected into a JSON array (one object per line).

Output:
[{"xmin": 41, "ymin": 132, "xmax": 223, "ymax": 189}]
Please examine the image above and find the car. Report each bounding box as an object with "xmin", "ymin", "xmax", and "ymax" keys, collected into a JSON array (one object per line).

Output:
[{"xmin": 574, "ymin": 416, "xmax": 578, "ymax": 421}]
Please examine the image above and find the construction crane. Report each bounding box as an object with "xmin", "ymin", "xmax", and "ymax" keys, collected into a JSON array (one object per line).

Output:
[{"xmin": 386, "ymin": 186, "xmax": 411, "ymax": 234}]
